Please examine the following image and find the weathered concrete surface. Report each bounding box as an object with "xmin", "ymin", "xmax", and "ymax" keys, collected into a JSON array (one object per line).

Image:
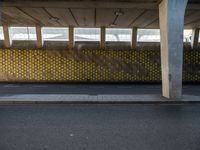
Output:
[
  {"xmin": 0, "ymin": 104, "xmax": 200, "ymax": 150},
  {"xmin": 69, "ymin": 26, "xmax": 74, "ymax": 48},
  {"xmin": 0, "ymin": 94, "xmax": 200, "ymax": 103},
  {"xmin": 0, "ymin": 84, "xmax": 199, "ymax": 103},
  {"xmin": 36, "ymin": 25, "xmax": 43, "ymax": 48},
  {"xmin": 3, "ymin": 25, "xmax": 11, "ymax": 48},
  {"xmin": 159, "ymin": 0, "xmax": 188, "ymax": 99},
  {"xmin": 100, "ymin": 26, "xmax": 106, "ymax": 49},
  {"xmin": 191, "ymin": 28, "xmax": 199, "ymax": 49},
  {"xmin": 132, "ymin": 27, "xmax": 137, "ymax": 49}
]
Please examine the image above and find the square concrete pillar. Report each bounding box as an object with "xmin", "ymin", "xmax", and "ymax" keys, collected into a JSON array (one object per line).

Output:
[
  {"xmin": 191, "ymin": 28, "xmax": 199, "ymax": 50},
  {"xmin": 69, "ymin": 26, "xmax": 74, "ymax": 49},
  {"xmin": 36, "ymin": 25, "xmax": 43, "ymax": 48},
  {"xmin": 3, "ymin": 25, "xmax": 11, "ymax": 48},
  {"xmin": 159, "ymin": 0, "xmax": 188, "ymax": 99},
  {"xmin": 132, "ymin": 27, "xmax": 137, "ymax": 50},
  {"xmin": 100, "ymin": 26, "xmax": 106, "ymax": 49}
]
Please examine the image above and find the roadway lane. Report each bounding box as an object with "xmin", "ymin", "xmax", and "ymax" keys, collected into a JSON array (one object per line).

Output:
[
  {"xmin": 0, "ymin": 84, "xmax": 199, "ymax": 95},
  {"xmin": 0, "ymin": 104, "xmax": 200, "ymax": 150}
]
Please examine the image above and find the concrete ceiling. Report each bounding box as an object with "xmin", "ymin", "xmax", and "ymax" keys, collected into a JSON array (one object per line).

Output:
[{"xmin": 0, "ymin": 0, "xmax": 200, "ymax": 29}]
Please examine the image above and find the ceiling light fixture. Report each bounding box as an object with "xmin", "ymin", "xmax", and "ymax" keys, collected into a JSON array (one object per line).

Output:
[
  {"xmin": 49, "ymin": 17, "xmax": 59, "ymax": 22},
  {"xmin": 114, "ymin": 9, "xmax": 124, "ymax": 16},
  {"xmin": 109, "ymin": 23, "xmax": 117, "ymax": 27}
]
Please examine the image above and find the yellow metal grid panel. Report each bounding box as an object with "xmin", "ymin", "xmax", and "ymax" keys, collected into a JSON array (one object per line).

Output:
[{"xmin": 0, "ymin": 49, "xmax": 199, "ymax": 82}]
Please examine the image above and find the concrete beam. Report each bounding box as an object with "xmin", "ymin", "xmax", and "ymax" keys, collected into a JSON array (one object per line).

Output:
[
  {"xmin": 1, "ymin": 1, "xmax": 198, "ymax": 10},
  {"xmin": 132, "ymin": 27, "xmax": 137, "ymax": 49},
  {"xmin": 68, "ymin": 26, "xmax": 74, "ymax": 49},
  {"xmin": 1, "ymin": 1, "xmax": 158, "ymax": 9},
  {"xmin": 100, "ymin": 26, "xmax": 106, "ymax": 49},
  {"xmin": 3, "ymin": 25, "xmax": 11, "ymax": 48},
  {"xmin": 159, "ymin": 0, "xmax": 188, "ymax": 99},
  {"xmin": 36, "ymin": 25, "xmax": 43, "ymax": 48},
  {"xmin": 191, "ymin": 28, "xmax": 199, "ymax": 49}
]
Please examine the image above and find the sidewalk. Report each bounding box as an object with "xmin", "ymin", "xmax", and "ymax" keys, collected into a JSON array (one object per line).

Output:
[{"xmin": 0, "ymin": 84, "xmax": 199, "ymax": 103}]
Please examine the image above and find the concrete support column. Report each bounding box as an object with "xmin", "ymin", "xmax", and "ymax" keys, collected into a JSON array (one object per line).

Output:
[
  {"xmin": 191, "ymin": 28, "xmax": 199, "ymax": 49},
  {"xmin": 132, "ymin": 27, "xmax": 137, "ymax": 49},
  {"xmin": 159, "ymin": 0, "xmax": 188, "ymax": 99},
  {"xmin": 36, "ymin": 25, "xmax": 43, "ymax": 48},
  {"xmin": 3, "ymin": 25, "xmax": 11, "ymax": 48},
  {"xmin": 100, "ymin": 26, "xmax": 106, "ymax": 49},
  {"xmin": 69, "ymin": 26, "xmax": 74, "ymax": 49}
]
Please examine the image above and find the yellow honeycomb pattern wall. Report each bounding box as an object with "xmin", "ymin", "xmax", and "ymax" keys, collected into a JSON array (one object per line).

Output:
[{"xmin": 0, "ymin": 49, "xmax": 199, "ymax": 82}]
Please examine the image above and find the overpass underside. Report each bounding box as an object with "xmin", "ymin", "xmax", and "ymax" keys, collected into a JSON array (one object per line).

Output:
[
  {"xmin": 1, "ymin": 1, "xmax": 200, "ymax": 150},
  {"xmin": 0, "ymin": 0, "xmax": 200, "ymax": 101}
]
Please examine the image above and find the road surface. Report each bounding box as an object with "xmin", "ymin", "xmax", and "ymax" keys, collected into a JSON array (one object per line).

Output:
[{"xmin": 0, "ymin": 104, "xmax": 200, "ymax": 150}]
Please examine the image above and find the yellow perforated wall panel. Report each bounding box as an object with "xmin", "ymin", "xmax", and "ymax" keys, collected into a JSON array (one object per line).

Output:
[{"xmin": 0, "ymin": 49, "xmax": 199, "ymax": 82}]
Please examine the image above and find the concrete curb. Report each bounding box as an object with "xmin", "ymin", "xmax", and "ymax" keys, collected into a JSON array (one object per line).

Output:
[{"xmin": 0, "ymin": 94, "xmax": 199, "ymax": 104}]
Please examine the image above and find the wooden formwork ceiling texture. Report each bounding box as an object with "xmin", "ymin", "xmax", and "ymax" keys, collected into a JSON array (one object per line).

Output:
[{"xmin": 0, "ymin": 0, "xmax": 200, "ymax": 28}]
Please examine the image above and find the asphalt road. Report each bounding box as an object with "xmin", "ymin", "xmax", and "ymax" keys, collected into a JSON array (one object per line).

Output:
[
  {"xmin": 0, "ymin": 84, "xmax": 199, "ymax": 95},
  {"xmin": 0, "ymin": 104, "xmax": 200, "ymax": 150}
]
